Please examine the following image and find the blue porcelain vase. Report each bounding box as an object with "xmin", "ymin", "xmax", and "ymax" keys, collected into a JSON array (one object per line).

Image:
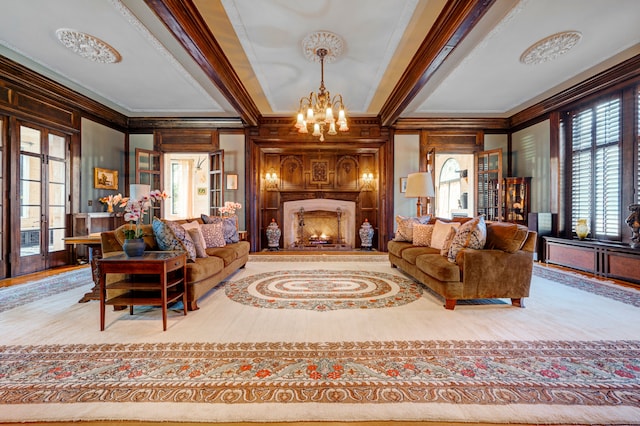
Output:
[{"xmin": 123, "ymin": 238, "xmax": 145, "ymax": 257}]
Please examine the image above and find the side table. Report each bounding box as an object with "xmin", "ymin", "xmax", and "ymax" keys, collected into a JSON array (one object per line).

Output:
[{"xmin": 98, "ymin": 251, "xmax": 187, "ymax": 331}]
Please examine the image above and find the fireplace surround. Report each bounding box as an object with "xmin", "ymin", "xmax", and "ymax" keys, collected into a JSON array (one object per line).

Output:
[{"xmin": 283, "ymin": 199, "xmax": 356, "ymax": 249}]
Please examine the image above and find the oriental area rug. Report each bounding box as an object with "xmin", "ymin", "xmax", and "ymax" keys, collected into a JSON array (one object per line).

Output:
[{"xmin": 0, "ymin": 253, "xmax": 639, "ymax": 424}]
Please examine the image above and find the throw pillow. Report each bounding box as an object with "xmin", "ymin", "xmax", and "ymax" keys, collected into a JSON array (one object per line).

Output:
[
  {"xmin": 447, "ymin": 215, "xmax": 487, "ymax": 264},
  {"xmin": 181, "ymin": 221, "xmax": 207, "ymax": 249},
  {"xmin": 394, "ymin": 215, "xmax": 431, "ymax": 242},
  {"xmin": 187, "ymin": 228, "xmax": 208, "ymax": 258},
  {"xmin": 485, "ymin": 222, "xmax": 529, "ymax": 253},
  {"xmin": 412, "ymin": 224, "xmax": 434, "ymax": 247},
  {"xmin": 430, "ymin": 220, "xmax": 460, "ymax": 250},
  {"xmin": 440, "ymin": 227, "xmax": 458, "ymax": 257},
  {"xmin": 151, "ymin": 218, "xmax": 197, "ymax": 262},
  {"xmin": 200, "ymin": 222, "xmax": 226, "ymax": 248},
  {"xmin": 201, "ymin": 215, "xmax": 239, "ymax": 244}
]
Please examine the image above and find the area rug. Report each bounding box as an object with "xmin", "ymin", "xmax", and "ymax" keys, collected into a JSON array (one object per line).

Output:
[{"xmin": 0, "ymin": 255, "xmax": 639, "ymax": 424}]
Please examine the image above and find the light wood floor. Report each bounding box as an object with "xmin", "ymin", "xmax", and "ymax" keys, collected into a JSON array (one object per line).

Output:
[{"xmin": 0, "ymin": 258, "xmax": 624, "ymax": 426}]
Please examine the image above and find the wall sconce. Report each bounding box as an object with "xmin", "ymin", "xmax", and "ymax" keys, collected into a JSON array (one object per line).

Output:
[
  {"xmin": 362, "ymin": 172, "xmax": 374, "ymax": 190},
  {"xmin": 265, "ymin": 170, "xmax": 278, "ymax": 190}
]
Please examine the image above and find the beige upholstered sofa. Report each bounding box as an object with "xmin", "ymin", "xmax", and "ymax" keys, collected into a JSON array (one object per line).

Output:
[
  {"xmin": 388, "ymin": 218, "xmax": 537, "ymax": 310},
  {"xmin": 101, "ymin": 217, "xmax": 250, "ymax": 311}
]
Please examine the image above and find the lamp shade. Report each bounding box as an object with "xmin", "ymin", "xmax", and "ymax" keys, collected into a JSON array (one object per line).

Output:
[
  {"xmin": 405, "ymin": 172, "xmax": 434, "ymax": 198},
  {"xmin": 129, "ymin": 184, "xmax": 150, "ymax": 201}
]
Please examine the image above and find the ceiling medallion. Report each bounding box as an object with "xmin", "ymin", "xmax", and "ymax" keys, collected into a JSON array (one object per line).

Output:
[
  {"xmin": 55, "ymin": 28, "xmax": 122, "ymax": 64},
  {"xmin": 302, "ymin": 31, "xmax": 344, "ymax": 64},
  {"xmin": 520, "ymin": 31, "xmax": 582, "ymax": 65}
]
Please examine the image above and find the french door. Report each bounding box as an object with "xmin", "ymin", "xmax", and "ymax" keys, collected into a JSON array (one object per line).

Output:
[
  {"xmin": 13, "ymin": 122, "xmax": 69, "ymax": 275},
  {"xmin": 475, "ymin": 148, "xmax": 503, "ymax": 221}
]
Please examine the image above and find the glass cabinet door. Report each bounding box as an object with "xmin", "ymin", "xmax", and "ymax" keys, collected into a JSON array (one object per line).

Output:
[{"xmin": 475, "ymin": 149, "xmax": 503, "ymax": 221}]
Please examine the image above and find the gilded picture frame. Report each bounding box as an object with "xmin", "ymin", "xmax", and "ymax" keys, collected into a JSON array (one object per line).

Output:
[{"xmin": 94, "ymin": 167, "xmax": 118, "ymax": 190}]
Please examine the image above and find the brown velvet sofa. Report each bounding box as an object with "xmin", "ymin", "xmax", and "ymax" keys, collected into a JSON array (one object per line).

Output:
[
  {"xmin": 101, "ymin": 218, "xmax": 250, "ymax": 311},
  {"xmin": 388, "ymin": 220, "xmax": 537, "ymax": 310}
]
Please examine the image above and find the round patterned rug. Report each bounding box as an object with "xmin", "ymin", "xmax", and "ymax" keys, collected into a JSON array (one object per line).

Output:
[{"xmin": 225, "ymin": 269, "xmax": 422, "ymax": 311}]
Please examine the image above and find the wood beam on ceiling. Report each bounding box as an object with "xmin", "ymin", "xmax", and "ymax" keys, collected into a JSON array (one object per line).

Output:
[
  {"xmin": 379, "ymin": 0, "xmax": 496, "ymax": 127},
  {"xmin": 144, "ymin": 0, "xmax": 260, "ymax": 127}
]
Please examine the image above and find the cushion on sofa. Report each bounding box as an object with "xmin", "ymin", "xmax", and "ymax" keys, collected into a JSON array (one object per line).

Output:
[
  {"xmin": 181, "ymin": 221, "xmax": 207, "ymax": 248},
  {"xmin": 412, "ymin": 224, "xmax": 434, "ymax": 246},
  {"xmin": 152, "ymin": 218, "xmax": 197, "ymax": 262},
  {"xmin": 185, "ymin": 255, "xmax": 225, "ymax": 283},
  {"xmin": 485, "ymin": 222, "xmax": 529, "ymax": 253},
  {"xmin": 187, "ymin": 228, "xmax": 208, "ymax": 258},
  {"xmin": 200, "ymin": 222, "xmax": 226, "ymax": 248},
  {"xmin": 206, "ymin": 246, "xmax": 238, "ymax": 266},
  {"xmin": 401, "ymin": 246, "xmax": 439, "ymax": 264},
  {"xmin": 415, "ymin": 253, "xmax": 461, "ymax": 282},
  {"xmin": 201, "ymin": 214, "xmax": 240, "ymax": 243},
  {"xmin": 440, "ymin": 227, "xmax": 457, "ymax": 256},
  {"xmin": 430, "ymin": 220, "xmax": 460, "ymax": 250},
  {"xmin": 394, "ymin": 215, "xmax": 430, "ymax": 242},
  {"xmin": 387, "ymin": 240, "xmax": 413, "ymax": 258},
  {"xmin": 447, "ymin": 215, "xmax": 487, "ymax": 263}
]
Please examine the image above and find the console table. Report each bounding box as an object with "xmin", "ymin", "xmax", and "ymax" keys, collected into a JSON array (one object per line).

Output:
[
  {"xmin": 544, "ymin": 236, "xmax": 640, "ymax": 284},
  {"xmin": 98, "ymin": 251, "xmax": 187, "ymax": 331}
]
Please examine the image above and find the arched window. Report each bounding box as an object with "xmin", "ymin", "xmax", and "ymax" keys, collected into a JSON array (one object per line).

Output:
[{"xmin": 437, "ymin": 158, "xmax": 461, "ymax": 219}]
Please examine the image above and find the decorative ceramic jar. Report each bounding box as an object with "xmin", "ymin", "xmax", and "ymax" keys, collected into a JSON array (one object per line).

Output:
[
  {"xmin": 266, "ymin": 218, "xmax": 281, "ymax": 251},
  {"xmin": 123, "ymin": 238, "xmax": 145, "ymax": 257},
  {"xmin": 575, "ymin": 218, "xmax": 590, "ymax": 240},
  {"xmin": 359, "ymin": 218, "xmax": 374, "ymax": 250}
]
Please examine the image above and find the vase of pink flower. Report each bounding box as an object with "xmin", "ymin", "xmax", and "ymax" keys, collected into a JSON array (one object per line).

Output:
[
  {"xmin": 99, "ymin": 193, "xmax": 127, "ymax": 213},
  {"xmin": 122, "ymin": 188, "xmax": 168, "ymax": 256}
]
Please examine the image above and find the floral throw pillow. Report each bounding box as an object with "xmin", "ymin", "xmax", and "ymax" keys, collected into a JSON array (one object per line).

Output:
[
  {"xmin": 430, "ymin": 220, "xmax": 460, "ymax": 250},
  {"xmin": 200, "ymin": 222, "xmax": 226, "ymax": 248},
  {"xmin": 394, "ymin": 215, "xmax": 431, "ymax": 242},
  {"xmin": 201, "ymin": 215, "xmax": 239, "ymax": 244},
  {"xmin": 447, "ymin": 215, "xmax": 487, "ymax": 264},
  {"xmin": 440, "ymin": 227, "xmax": 458, "ymax": 257}
]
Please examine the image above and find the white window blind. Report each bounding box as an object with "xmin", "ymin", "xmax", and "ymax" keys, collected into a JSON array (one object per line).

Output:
[{"xmin": 571, "ymin": 97, "xmax": 621, "ymax": 239}]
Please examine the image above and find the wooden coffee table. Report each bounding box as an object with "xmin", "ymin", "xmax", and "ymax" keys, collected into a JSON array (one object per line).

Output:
[{"xmin": 98, "ymin": 251, "xmax": 187, "ymax": 331}]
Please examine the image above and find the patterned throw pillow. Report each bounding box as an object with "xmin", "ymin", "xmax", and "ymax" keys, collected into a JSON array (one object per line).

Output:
[
  {"xmin": 412, "ymin": 224, "xmax": 434, "ymax": 247},
  {"xmin": 440, "ymin": 227, "xmax": 458, "ymax": 256},
  {"xmin": 448, "ymin": 216, "xmax": 487, "ymax": 264},
  {"xmin": 394, "ymin": 215, "xmax": 431, "ymax": 242},
  {"xmin": 430, "ymin": 220, "xmax": 460, "ymax": 250},
  {"xmin": 200, "ymin": 222, "xmax": 226, "ymax": 248},
  {"xmin": 187, "ymin": 228, "xmax": 208, "ymax": 258},
  {"xmin": 151, "ymin": 218, "xmax": 197, "ymax": 262},
  {"xmin": 181, "ymin": 221, "xmax": 207, "ymax": 249},
  {"xmin": 201, "ymin": 214, "xmax": 239, "ymax": 244}
]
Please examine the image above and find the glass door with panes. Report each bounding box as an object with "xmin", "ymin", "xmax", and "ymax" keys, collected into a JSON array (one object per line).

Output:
[
  {"xmin": 15, "ymin": 123, "xmax": 69, "ymax": 275},
  {"xmin": 475, "ymin": 149, "xmax": 503, "ymax": 222},
  {"xmin": 135, "ymin": 148, "xmax": 162, "ymax": 224},
  {"xmin": 208, "ymin": 150, "xmax": 224, "ymax": 217}
]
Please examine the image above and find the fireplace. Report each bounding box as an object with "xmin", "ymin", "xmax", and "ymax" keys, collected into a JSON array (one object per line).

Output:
[{"xmin": 283, "ymin": 199, "xmax": 356, "ymax": 249}]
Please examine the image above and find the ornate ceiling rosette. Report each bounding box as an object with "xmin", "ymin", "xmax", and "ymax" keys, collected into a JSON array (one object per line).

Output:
[
  {"xmin": 520, "ymin": 31, "xmax": 582, "ymax": 65},
  {"xmin": 55, "ymin": 28, "xmax": 121, "ymax": 64}
]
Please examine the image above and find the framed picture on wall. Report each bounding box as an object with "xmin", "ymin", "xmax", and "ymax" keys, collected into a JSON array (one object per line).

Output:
[
  {"xmin": 94, "ymin": 167, "xmax": 118, "ymax": 190},
  {"xmin": 400, "ymin": 177, "xmax": 407, "ymax": 193},
  {"xmin": 226, "ymin": 174, "xmax": 238, "ymax": 190}
]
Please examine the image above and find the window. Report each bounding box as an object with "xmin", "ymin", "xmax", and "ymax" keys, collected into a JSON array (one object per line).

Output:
[{"xmin": 570, "ymin": 96, "xmax": 621, "ymax": 239}]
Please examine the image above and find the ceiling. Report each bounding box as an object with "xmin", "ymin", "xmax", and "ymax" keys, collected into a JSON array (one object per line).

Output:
[{"xmin": 0, "ymin": 0, "xmax": 638, "ymax": 127}]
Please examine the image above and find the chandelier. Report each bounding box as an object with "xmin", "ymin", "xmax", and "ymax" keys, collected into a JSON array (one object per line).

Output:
[{"xmin": 295, "ymin": 32, "xmax": 348, "ymax": 142}]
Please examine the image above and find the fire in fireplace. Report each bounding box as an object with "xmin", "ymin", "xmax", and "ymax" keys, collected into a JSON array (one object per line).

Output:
[{"xmin": 283, "ymin": 199, "xmax": 356, "ymax": 250}]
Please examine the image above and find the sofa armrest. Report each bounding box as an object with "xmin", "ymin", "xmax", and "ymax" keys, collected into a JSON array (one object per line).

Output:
[
  {"xmin": 459, "ymin": 248, "xmax": 534, "ymax": 298},
  {"xmin": 100, "ymin": 231, "xmax": 123, "ymax": 254}
]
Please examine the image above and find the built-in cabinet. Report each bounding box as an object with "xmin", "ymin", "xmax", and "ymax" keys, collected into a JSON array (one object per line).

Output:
[
  {"xmin": 544, "ymin": 236, "xmax": 640, "ymax": 285},
  {"xmin": 504, "ymin": 177, "xmax": 531, "ymax": 225}
]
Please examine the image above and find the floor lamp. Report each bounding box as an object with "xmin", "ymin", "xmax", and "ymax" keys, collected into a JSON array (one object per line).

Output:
[{"xmin": 405, "ymin": 172, "xmax": 435, "ymax": 217}]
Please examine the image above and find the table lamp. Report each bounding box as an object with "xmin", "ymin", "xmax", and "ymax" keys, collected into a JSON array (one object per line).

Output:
[{"xmin": 405, "ymin": 172, "xmax": 435, "ymax": 217}]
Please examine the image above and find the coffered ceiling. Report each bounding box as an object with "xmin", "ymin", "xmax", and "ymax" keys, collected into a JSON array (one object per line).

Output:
[{"xmin": 0, "ymin": 0, "xmax": 638, "ymax": 127}]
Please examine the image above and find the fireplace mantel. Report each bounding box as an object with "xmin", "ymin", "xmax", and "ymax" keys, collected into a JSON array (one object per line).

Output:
[{"xmin": 283, "ymin": 199, "xmax": 356, "ymax": 249}]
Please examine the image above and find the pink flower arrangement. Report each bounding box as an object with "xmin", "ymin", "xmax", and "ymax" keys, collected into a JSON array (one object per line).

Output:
[
  {"xmin": 123, "ymin": 189, "xmax": 169, "ymax": 239},
  {"xmin": 220, "ymin": 201, "xmax": 242, "ymax": 216}
]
